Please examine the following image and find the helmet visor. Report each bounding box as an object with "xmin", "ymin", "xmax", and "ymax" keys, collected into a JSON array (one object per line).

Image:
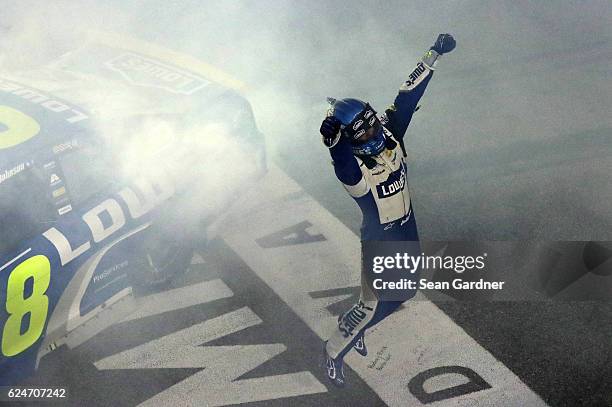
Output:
[
  {"xmin": 351, "ymin": 121, "xmax": 385, "ymax": 156},
  {"xmin": 340, "ymin": 103, "xmax": 386, "ymax": 156}
]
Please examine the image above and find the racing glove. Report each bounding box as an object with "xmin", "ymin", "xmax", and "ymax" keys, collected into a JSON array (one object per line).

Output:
[
  {"xmin": 422, "ymin": 33, "xmax": 455, "ymax": 69},
  {"xmin": 430, "ymin": 33, "xmax": 456, "ymax": 55},
  {"xmin": 320, "ymin": 116, "xmax": 342, "ymax": 148}
]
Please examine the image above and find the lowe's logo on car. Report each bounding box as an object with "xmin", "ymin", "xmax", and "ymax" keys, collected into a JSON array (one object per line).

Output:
[
  {"xmin": 43, "ymin": 176, "xmax": 174, "ymax": 266},
  {"xmin": 0, "ymin": 174, "xmax": 174, "ymax": 362},
  {"xmin": 0, "ymin": 79, "xmax": 89, "ymax": 123},
  {"xmin": 106, "ymin": 53, "xmax": 210, "ymax": 95}
]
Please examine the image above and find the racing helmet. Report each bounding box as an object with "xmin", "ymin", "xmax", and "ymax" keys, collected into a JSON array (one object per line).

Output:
[{"xmin": 326, "ymin": 97, "xmax": 386, "ymax": 156}]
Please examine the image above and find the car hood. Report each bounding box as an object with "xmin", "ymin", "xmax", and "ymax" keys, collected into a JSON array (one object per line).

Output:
[{"xmin": 0, "ymin": 30, "xmax": 247, "ymax": 174}]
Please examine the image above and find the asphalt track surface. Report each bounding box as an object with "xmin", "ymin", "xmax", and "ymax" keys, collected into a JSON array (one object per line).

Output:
[
  {"xmin": 17, "ymin": 165, "xmax": 612, "ymax": 407},
  {"xmin": 20, "ymin": 240, "xmax": 384, "ymax": 406}
]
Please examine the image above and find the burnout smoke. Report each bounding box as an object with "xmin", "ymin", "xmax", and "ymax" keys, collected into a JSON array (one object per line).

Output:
[
  {"xmin": 1, "ymin": 3, "xmax": 263, "ymax": 242},
  {"xmin": 115, "ymin": 118, "xmax": 260, "ymax": 219}
]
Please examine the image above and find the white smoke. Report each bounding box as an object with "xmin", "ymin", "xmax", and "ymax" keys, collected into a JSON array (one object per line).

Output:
[
  {"xmin": 1, "ymin": 0, "xmax": 611, "ymax": 239},
  {"xmin": 0, "ymin": 1, "xmax": 128, "ymax": 69},
  {"xmin": 114, "ymin": 118, "xmax": 259, "ymax": 217},
  {"xmin": 0, "ymin": 1, "xmax": 263, "ymax": 235}
]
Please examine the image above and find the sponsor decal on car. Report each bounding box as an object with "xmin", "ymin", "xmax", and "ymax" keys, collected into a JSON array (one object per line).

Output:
[
  {"xmin": 52, "ymin": 139, "xmax": 79, "ymax": 155},
  {"xmin": 0, "ymin": 161, "xmax": 32, "ymax": 185},
  {"xmin": 49, "ymin": 174, "xmax": 61, "ymax": 186},
  {"xmin": 0, "ymin": 79, "xmax": 89, "ymax": 124},
  {"xmin": 57, "ymin": 204, "xmax": 73, "ymax": 216},
  {"xmin": 0, "ymin": 173, "xmax": 174, "ymax": 367},
  {"xmin": 43, "ymin": 161, "xmax": 57, "ymax": 170},
  {"xmin": 51, "ymin": 187, "xmax": 66, "ymax": 198},
  {"xmin": 105, "ymin": 53, "xmax": 210, "ymax": 95},
  {"xmin": 92, "ymin": 261, "xmax": 129, "ymax": 284}
]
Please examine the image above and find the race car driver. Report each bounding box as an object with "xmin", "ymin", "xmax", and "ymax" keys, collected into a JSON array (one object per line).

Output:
[{"xmin": 319, "ymin": 34, "xmax": 456, "ymax": 387}]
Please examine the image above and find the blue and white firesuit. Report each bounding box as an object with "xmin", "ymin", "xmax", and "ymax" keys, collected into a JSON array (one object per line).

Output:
[{"xmin": 325, "ymin": 50, "xmax": 439, "ymax": 360}]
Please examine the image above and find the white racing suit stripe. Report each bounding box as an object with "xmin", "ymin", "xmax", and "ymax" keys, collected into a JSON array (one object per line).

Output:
[
  {"xmin": 342, "ymin": 176, "xmax": 370, "ymax": 198},
  {"xmin": 399, "ymin": 60, "xmax": 433, "ymax": 92}
]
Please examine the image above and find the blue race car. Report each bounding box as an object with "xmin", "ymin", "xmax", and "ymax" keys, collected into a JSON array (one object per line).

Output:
[{"xmin": 0, "ymin": 31, "xmax": 265, "ymax": 384}]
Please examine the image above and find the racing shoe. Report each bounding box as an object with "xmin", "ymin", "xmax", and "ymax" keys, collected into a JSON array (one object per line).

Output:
[
  {"xmin": 353, "ymin": 333, "xmax": 367, "ymax": 357},
  {"xmin": 323, "ymin": 342, "xmax": 346, "ymax": 387},
  {"xmin": 338, "ymin": 312, "xmax": 367, "ymax": 357}
]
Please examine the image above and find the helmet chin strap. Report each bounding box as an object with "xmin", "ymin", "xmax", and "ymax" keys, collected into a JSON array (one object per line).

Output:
[
  {"xmin": 354, "ymin": 134, "xmax": 398, "ymax": 169},
  {"xmin": 351, "ymin": 137, "xmax": 385, "ymax": 156},
  {"xmin": 357, "ymin": 155, "xmax": 378, "ymax": 169}
]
